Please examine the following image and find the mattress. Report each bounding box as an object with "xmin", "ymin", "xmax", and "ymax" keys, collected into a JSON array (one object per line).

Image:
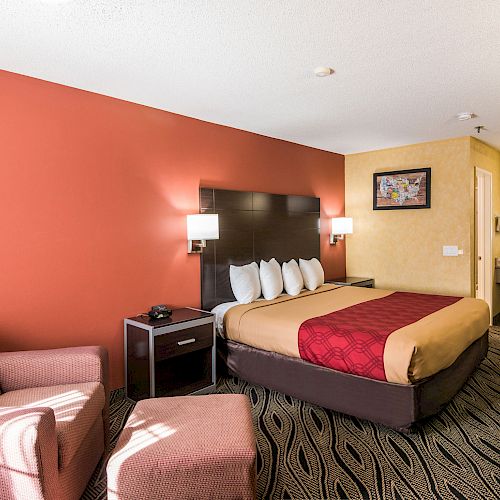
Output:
[{"xmin": 215, "ymin": 284, "xmax": 489, "ymax": 384}]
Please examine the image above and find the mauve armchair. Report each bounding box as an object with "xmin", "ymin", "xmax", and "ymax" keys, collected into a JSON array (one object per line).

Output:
[{"xmin": 0, "ymin": 346, "xmax": 109, "ymax": 500}]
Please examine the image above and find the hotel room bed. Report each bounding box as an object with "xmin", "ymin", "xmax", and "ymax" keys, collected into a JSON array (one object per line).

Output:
[
  {"xmin": 214, "ymin": 284, "xmax": 489, "ymax": 431},
  {"xmin": 200, "ymin": 187, "xmax": 490, "ymax": 432},
  {"xmin": 217, "ymin": 284, "xmax": 489, "ymax": 384}
]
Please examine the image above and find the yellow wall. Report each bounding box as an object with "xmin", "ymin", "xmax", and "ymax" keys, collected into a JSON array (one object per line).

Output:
[
  {"xmin": 470, "ymin": 137, "xmax": 500, "ymax": 316},
  {"xmin": 345, "ymin": 136, "xmax": 500, "ymax": 317},
  {"xmin": 345, "ymin": 137, "xmax": 474, "ymax": 298}
]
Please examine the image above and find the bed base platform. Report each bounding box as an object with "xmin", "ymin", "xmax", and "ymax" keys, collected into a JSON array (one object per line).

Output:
[{"xmin": 217, "ymin": 331, "xmax": 489, "ymax": 433}]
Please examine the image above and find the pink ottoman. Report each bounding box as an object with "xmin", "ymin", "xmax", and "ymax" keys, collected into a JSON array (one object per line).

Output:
[{"xmin": 107, "ymin": 394, "xmax": 256, "ymax": 500}]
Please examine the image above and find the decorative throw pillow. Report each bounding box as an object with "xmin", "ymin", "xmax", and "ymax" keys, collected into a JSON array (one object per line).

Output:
[
  {"xmin": 299, "ymin": 258, "xmax": 325, "ymax": 291},
  {"xmin": 259, "ymin": 258, "xmax": 284, "ymax": 300},
  {"xmin": 230, "ymin": 262, "xmax": 261, "ymax": 304},
  {"xmin": 282, "ymin": 259, "xmax": 304, "ymax": 296}
]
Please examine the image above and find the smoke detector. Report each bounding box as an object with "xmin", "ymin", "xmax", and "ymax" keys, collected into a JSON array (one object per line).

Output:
[{"xmin": 314, "ymin": 67, "xmax": 334, "ymax": 77}]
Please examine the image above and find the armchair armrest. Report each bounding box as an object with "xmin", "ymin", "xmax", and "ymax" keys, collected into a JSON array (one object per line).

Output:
[
  {"xmin": 0, "ymin": 406, "xmax": 58, "ymax": 500},
  {"xmin": 0, "ymin": 346, "xmax": 108, "ymax": 394}
]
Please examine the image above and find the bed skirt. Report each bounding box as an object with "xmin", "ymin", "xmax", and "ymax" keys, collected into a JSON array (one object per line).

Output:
[{"xmin": 217, "ymin": 331, "xmax": 489, "ymax": 432}]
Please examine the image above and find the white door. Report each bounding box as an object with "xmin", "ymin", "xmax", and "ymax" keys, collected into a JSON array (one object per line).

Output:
[{"xmin": 475, "ymin": 167, "xmax": 493, "ymax": 321}]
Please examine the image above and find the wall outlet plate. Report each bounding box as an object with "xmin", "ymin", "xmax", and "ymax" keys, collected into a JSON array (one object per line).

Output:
[{"xmin": 443, "ymin": 245, "xmax": 459, "ymax": 257}]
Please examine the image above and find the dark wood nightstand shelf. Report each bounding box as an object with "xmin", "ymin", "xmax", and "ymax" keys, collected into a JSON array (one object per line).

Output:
[
  {"xmin": 327, "ymin": 277, "xmax": 375, "ymax": 288},
  {"xmin": 125, "ymin": 308, "xmax": 215, "ymax": 402}
]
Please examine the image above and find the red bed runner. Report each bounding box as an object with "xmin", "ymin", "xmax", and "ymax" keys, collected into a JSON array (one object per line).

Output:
[{"xmin": 298, "ymin": 291, "xmax": 461, "ymax": 381}]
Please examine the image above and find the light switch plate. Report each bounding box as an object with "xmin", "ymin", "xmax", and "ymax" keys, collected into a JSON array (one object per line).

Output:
[{"xmin": 443, "ymin": 245, "xmax": 459, "ymax": 257}]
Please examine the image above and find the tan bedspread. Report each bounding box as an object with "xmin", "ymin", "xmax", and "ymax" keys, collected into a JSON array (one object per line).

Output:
[{"xmin": 223, "ymin": 284, "xmax": 489, "ymax": 384}]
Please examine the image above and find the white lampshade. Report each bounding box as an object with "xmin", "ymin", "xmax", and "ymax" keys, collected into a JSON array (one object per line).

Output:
[
  {"xmin": 187, "ymin": 214, "xmax": 219, "ymax": 241},
  {"xmin": 331, "ymin": 217, "xmax": 353, "ymax": 235}
]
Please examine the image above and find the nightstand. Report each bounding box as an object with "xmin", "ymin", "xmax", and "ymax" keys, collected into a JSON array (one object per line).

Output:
[
  {"xmin": 124, "ymin": 308, "xmax": 215, "ymax": 402},
  {"xmin": 327, "ymin": 277, "xmax": 375, "ymax": 288}
]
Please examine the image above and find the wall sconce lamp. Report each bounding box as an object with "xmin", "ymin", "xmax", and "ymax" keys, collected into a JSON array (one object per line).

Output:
[
  {"xmin": 330, "ymin": 217, "xmax": 353, "ymax": 245},
  {"xmin": 187, "ymin": 214, "xmax": 219, "ymax": 254}
]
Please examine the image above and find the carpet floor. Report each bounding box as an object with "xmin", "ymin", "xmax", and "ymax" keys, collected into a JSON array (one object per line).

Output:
[{"xmin": 83, "ymin": 328, "xmax": 500, "ymax": 499}]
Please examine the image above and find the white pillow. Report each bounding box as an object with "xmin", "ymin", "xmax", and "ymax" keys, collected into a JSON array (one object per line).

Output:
[
  {"xmin": 259, "ymin": 258, "xmax": 284, "ymax": 300},
  {"xmin": 282, "ymin": 259, "xmax": 304, "ymax": 296},
  {"xmin": 230, "ymin": 262, "xmax": 261, "ymax": 304},
  {"xmin": 299, "ymin": 258, "xmax": 325, "ymax": 291}
]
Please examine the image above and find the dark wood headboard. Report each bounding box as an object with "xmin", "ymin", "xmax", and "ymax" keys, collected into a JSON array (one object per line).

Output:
[{"xmin": 200, "ymin": 188, "xmax": 320, "ymax": 310}]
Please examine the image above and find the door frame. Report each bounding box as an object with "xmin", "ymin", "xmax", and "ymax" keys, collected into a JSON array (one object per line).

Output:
[{"xmin": 475, "ymin": 167, "xmax": 493, "ymax": 322}]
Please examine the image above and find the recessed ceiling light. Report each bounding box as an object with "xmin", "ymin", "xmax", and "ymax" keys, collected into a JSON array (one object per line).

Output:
[
  {"xmin": 456, "ymin": 112, "xmax": 475, "ymax": 121},
  {"xmin": 314, "ymin": 67, "xmax": 334, "ymax": 77}
]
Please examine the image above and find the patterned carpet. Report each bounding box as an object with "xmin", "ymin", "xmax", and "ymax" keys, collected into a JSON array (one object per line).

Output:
[{"xmin": 83, "ymin": 329, "xmax": 500, "ymax": 500}]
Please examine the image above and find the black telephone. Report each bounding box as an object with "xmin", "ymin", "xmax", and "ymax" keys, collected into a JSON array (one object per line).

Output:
[{"xmin": 147, "ymin": 304, "xmax": 172, "ymax": 320}]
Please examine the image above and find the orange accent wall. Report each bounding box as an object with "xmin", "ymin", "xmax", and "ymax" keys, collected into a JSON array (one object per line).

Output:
[{"xmin": 0, "ymin": 70, "xmax": 345, "ymax": 389}]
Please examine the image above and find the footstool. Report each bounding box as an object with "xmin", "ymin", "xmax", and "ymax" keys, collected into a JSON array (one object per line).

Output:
[{"xmin": 107, "ymin": 394, "xmax": 256, "ymax": 500}]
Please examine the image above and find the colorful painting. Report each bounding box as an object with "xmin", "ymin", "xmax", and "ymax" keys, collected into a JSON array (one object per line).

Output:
[{"xmin": 373, "ymin": 168, "xmax": 431, "ymax": 210}]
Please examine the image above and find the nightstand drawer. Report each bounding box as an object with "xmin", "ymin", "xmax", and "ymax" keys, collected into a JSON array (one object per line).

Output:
[{"xmin": 154, "ymin": 323, "xmax": 213, "ymax": 361}]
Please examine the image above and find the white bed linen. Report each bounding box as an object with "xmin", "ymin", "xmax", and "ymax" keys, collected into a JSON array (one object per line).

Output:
[{"xmin": 211, "ymin": 301, "xmax": 240, "ymax": 335}]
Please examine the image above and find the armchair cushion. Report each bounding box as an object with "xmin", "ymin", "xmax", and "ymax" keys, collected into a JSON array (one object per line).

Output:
[
  {"xmin": 0, "ymin": 382, "xmax": 105, "ymax": 469},
  {"xmin": 0, "ymin": 346, "xmax": 107, "ymax": 393}
]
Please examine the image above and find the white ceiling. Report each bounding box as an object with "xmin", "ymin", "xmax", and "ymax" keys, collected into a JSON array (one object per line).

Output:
[{"xmin": 1, "ymin": 1, "xmax": 500, "ymax": 154}]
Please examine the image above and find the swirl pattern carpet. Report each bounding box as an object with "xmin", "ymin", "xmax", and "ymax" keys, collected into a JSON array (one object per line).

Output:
[{"xmin": 83, "ymin": 328, "xmax": 500, "ymax": 499}]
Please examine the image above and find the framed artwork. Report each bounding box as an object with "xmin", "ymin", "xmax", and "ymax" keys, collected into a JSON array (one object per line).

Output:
[{"xmin": 373, "ymin": 167, "xmax": 431, "ymax": 210}]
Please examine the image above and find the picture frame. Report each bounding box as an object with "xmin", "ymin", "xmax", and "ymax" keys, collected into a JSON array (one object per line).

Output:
[{"xmin": 373, "ymin": 167, "xmax": 431, "ymax": 210}]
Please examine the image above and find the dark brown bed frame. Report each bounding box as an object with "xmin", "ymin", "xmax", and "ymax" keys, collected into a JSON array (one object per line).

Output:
[{"xmin": 200, "ymin": 187, "xmax": 489, "ymax": 432}]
